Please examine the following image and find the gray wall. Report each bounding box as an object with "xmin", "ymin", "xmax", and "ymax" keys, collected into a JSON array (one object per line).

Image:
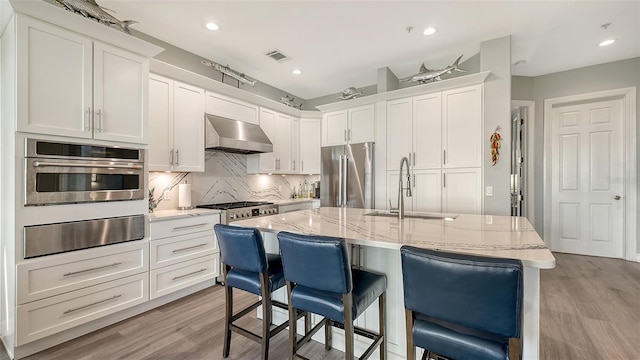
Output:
[
  {"xmin": 481, "ymin": 36, "xmax": 512, "ymax": 215},
  {"xmin": 133, "ymin": 31, "xmax": 305, "ymax": 106},
  {"xmin": 513, "ymin": 57, "xmax": 640, "ymax": 252}
]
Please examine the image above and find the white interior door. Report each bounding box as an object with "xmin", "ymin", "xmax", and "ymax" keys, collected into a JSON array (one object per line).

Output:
[{"xmin": 550, "ymin": 98, "xmax": 624, "ymax": 258}]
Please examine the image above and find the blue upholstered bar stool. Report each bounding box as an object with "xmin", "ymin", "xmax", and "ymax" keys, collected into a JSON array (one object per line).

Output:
[
  {"xmin": 400, "ymin": 246, "xmax": 524, "ymax": 360},
  {"xmin": 277, "ymin": 231, "xmax": 387, "ymax": 360},
  {"xmin": 214, "ymin": 224, "xmax": 306, "ymax": 360}
]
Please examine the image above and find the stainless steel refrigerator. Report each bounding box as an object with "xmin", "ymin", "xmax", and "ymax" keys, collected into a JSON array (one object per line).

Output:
[{"xmin": 320, "ymin": 142, "xmax": 374, "ymax": 208}]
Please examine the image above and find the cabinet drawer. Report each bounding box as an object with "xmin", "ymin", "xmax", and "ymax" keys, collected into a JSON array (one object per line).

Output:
[
  {"xmin": 150, "ymin": 230, "xmax": 217, "ymax": 269},
  {"xmin": 16, "ymin": 273, "xmax": 148, "ymax": 346},
  {"xmin": 150, "ymin": 214, "xmax": 218, "ymax": 240},
  {"xmin": 150, "ymin": 255, "xmax": 218, "ymax": 300},
  {"xmin": 17, "ymin": 242, "xmax": 147, "ymax": 304}
]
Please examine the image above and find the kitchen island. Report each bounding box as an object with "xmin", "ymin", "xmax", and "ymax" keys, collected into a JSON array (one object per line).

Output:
[{"xmin": 232, "ymin": 207, "xmax": 555, "ymax": 360}]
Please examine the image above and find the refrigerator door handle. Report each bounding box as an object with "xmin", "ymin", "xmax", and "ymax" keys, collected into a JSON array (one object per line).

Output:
[
  {"xmin": 338, "ymin": 155, "xmax": 343, "ymax": 206},
  {"xmin": 343, "ymin": 155, "xmax": 348, "ymax": 207}
]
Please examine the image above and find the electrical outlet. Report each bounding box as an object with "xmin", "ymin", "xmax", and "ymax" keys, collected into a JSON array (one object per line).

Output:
[
  {"xmin": 163, "ymin": 189, "xmax": 170, "ymax": 200},
  {"xmin": 485, "ymin": 186, "xmax": 493, "ymax": 197}
]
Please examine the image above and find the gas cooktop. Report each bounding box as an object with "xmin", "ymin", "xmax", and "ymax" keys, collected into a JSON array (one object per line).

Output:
[{"xmin": 196, "ymin": 201, "xmax": 274, "ymax": 210}]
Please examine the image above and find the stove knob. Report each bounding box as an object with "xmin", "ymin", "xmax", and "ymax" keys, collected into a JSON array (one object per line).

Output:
[
  {"xmin": 240, "ymin": 213, "xmax": 246, "ymax": 218},
  {"xmin": 245, "ymin": 212, "xmax": 251, "ymax": 217},
  {"xmin": 230, "ymin": 214, "xmax": 236, "ymax": 219}
]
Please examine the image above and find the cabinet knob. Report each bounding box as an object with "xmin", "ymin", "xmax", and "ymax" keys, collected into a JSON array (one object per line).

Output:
[{"xmin": 614, "ymin": 195, "xmax": 621, "ymax": 200}]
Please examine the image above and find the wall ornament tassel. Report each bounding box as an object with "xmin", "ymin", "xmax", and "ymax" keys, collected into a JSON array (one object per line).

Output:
[{"xmin": 490, "ymin": 125, "xmax": 502, "ymax": 166}]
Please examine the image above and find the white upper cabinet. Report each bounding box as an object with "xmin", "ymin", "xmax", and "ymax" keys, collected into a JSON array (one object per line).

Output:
[
  {"xmin": 149, "ymin": 74, "xmax": 205, "ymax": 172},
  {"xmin": 299, "ymin": 118, "xmax": 321, "ymax": 174},
  {"xmin": 386, "ymin": 98, "xmax": 413, "ymax": 168},
  {"xmin": 247, "ymin": 107, "xmax": 297, "ymax": 174},
  {"xmin": 205, "ymin": 91, "xmax": 259, "ymax": 125},
  {"xmin": 16, "ymin": 16, "xmax": 148, "ymax": 144},
  {"xmin": 442, "ymin": 85, "xmax": 483, "ymax": 168},
  {"xmin": 322, "ymin": 104, "xmax": 375, "ymax": 146}
]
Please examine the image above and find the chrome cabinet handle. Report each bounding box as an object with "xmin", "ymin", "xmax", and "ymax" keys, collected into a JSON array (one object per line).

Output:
[
  {"xmin": 86, "ymin": 107, "xmax": 92, "ymax": 132},
  {"xmin": 443, "ymin": 150, "xmax": 447, "ymax": 165},
  {"xmin": 292, "ymin": 160, "xmax": 296, "ymax": 171},
  {"xmin": 172, "ymin": 243, "xmax": 208, "ymax": 253},
  {"xmin": 172, "ymin": 223, "xmax": 208, "ymax": 231},
  {"xmin": 348, "ymin": 129, "xmax": 351, "ymax": 141},
  {"xmin": 170, "ymin": 149, "xmax": 174, "ymax": 166},
  {"xmin": 63, "ymin": 262, "xmax": 122, "ymax": 276},
  {"xmin": 172, "ymin": 268, "xmax": 207, "ymax": 281},
  {"xmin": 443, "ymin": 173, "xmax": 446, "ymax": 188},
  {"xmin": 96, "ymin": 109, "xmax": 103, "ymax": 133},
  {"xmin": 413, "ymin": 152, "xmax": 416, "ymax": 166},
  {"xmin": 344, "ymin": 130, "xmax": 347, "ymax": 141},
  {"xmin": 614, "ymin": 195, "xmax": 621, "ymax": 200},
  {"xmin": 32, "ymin": 161, "xmax": 142, "ymax": 170},
  {"xmin": 63, "ymin": 294, "xmax": 122, "ymax": 314},
  {"xmin": 176, "ymin": 149, "xmax": 180, "ymax": 166}
]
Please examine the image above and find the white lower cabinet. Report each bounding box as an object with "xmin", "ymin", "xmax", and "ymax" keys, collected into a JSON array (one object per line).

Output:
[
  {"xmin": 150, "ymin": 255, "xmax": 219, "ymax": 300},
  {"xmin": 149, "ymin": 213, "xmax": 220, "ymax": 300},
  {"xmin": 16, "ymin": 273, "xmax": 148, "ymax": 346}
]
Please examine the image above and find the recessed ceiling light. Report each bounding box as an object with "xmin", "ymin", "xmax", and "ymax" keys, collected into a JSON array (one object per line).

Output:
[
  {"xmin": 598, "ymin": 39, "xmax": 616, "ymax": 47},
  {"xmin": 292, "ymin": 69, "xmax": 302, "ymax": 75},
  {"xmin": 205, "ymin": 22, "xmax": 219, "ymax": 31},
  {"xmin": 423, "ymin": 27, "xmax": 437, "ymax": 36}
]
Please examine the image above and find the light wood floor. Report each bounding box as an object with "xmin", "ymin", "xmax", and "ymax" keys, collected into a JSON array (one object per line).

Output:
[{"xmin": 1, "ymin": 252, "xmax": 639, "ymax": 360}]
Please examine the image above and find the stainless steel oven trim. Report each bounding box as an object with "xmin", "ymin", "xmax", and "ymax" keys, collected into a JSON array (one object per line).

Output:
[
  {"xmin": 25, "ymin": 157, "xmax": 145, "ymax": 206},
  {"xmin": 24, "ymin": 214, "xmax": 146, "ymax": 259},
  {"xmin": 26, "ymin": 138, "xmax": 145, "ymax": 162}
]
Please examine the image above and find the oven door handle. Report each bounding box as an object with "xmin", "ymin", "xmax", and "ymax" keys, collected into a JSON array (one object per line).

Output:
[{"xmin": 32, "ymin": 161, "xmax": 143, "ymax": 170}]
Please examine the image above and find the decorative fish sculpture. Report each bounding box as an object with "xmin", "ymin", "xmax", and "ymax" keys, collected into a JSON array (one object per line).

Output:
[
  {"xmin": 400, "ymin": 55, "xmax": 468, "ymax": 84},
  {"xmin": 201, "ymin": 60, "xmax": 258, "ymax": 87},
  {"xmin": 337, "ymin": 87, "xmax": 364, "ymax": 100},
  {"xmin": 280, "ymin": 95, "xmax": 302, "ymax": 109},
  {"xmin": 54, "ymin": 0, "xmax": 137, "ymax": 35}
]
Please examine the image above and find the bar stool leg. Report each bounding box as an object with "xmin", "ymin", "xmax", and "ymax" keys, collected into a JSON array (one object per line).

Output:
[
  {"xmin": 286, "ymin": 281, "xmax": 297, "ymax": 360},
  {"xmin": 223, "ymin": 266, "xmax": 233, "ymax": 358},
  {"xmin": 324, "ymin": 319, "xmax": 332, "ymax": 350},
  {"xmin": 379, "ymin": 292, "xmax": 386, "ymax": 360},
  {"xmin": 405, "ymin": 309, "xmax": 415, "ymax": 360},
  {"xmin": 260, "ymin": 274, "xmax": 271, "ymax": 360},
  {"xmin": 343, "ymin": 294, "xmax": 354, "ymax": 359}
]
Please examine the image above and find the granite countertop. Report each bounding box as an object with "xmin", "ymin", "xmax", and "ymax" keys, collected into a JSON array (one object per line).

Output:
[
  {"xmin": 231, "ymin": 207, "xmax": 556, "ymax": 269},
  {"xmin": 149, "ymin": 208, "xmax": 222, "ymax": 222}
]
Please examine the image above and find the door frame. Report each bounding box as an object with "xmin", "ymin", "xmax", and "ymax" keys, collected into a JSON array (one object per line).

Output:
[
  {"xmin": 543, "ymin": 87, "xmax": 637, "ymax": 261},
  {"xmin": 512, "ymin": 100, "xmax": 536, "ymax": 226}
]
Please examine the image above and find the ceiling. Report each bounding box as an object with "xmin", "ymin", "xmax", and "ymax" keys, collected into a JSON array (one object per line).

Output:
[{"xmin": 101, "ymin": 1, "xmax": 640, "ymax": 100}]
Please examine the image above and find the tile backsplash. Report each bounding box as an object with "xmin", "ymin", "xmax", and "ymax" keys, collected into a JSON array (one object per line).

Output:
[{"xmin": 149, "ymin": 151, "xmax": 318, "ymax": 211}]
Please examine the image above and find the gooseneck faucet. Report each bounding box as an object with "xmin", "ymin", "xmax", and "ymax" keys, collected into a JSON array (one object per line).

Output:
[{"xmin": 397, "ymin": 156, "xmax": 412, "ymax": 219}]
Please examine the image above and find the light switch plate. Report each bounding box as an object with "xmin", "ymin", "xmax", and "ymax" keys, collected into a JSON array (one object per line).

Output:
[{"xmin": 485, "ymin": 186, "xmax": 493, "ymax": 197}]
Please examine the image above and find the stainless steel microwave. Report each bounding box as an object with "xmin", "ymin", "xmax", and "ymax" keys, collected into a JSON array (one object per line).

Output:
[{"xmin": 25, "ymin": 139, "xmax": 145, "ymax": 206}]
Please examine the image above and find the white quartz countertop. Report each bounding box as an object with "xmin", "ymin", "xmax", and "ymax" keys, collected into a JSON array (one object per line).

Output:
[
  {"xmin": 149, "ymin": 208, "xmax": 222, "ymax": 222},
  {"xmin": 231, "ymin": 207, "xmax": 556, "ymax": 269}
]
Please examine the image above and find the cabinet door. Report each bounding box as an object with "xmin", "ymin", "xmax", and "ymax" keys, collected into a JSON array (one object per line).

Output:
[
  {"xmin": 148, "ymin": 74, "xmax": 173, "ymax": 171},
  {"xmin": 348, "ymin": 104, "xmax": 375, "ymax": 143},
  {"xmin": 290, "ymin": 117, "xmax": 300, "ymax": 173},
  {"xmin": 443, "ymin": 168, "xmax": 482, "ymax": 214},
  {"xmin": 412, "ymin": 170, "xmax": 442, "ymax": 213},
  {"xmin": 299, "ymin": 118, "xmax": 321, "ymax": 174},
  {"xmin": 173, "ymin": 81, "xmax": 205, "ymax": 172},
  {"xmin": 386, "ymin": 98, "xmax": 412, "ymax": 170},
  {"xmin": 413, "ymin": 93, "xmax": 442, "ymax": 169},
  {"xmin": 275, "ymin": 113, "xmax": 292, "ymax": 172},
  {"xmin": 386, "ymin": 171, "xmax": 412, "ymax": 211},
  {"xmin": 323, "ymin": 110, "xmax": 348, "ymax": 146},
  {"xmin": 258, "ymin": 108, "xmax": 277, "ymax": 172},
  {"xmin": 93, "ymin": 42, "xmax": 148, "ymax": 144},
  {"xmin": 442, "ymin": 85, "xmax": 482, "ymax": 168},
  {"xmin": 17, "ymin": 16, "xmax": 92, "ymax": 138}
]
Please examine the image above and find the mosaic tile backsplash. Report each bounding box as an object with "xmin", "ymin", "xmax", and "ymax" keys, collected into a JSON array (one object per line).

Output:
[{"xmin": 149, "ymin": 152, "xmax": 318, "ymax": 211}]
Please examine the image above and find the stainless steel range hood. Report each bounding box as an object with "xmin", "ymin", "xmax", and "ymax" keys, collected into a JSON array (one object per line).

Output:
[{"xmin": 205, "ymin": 113, "xmax": 273, "ymax": 154}]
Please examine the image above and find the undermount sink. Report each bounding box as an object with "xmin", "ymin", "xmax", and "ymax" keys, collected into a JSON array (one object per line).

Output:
[{"xmin": 365, "ymin": 210, "xmax": 458, "ymax": 220}]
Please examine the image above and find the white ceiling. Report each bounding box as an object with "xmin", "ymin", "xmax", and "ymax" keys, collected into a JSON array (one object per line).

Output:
[{"xmin": 101, "ymin": 1, "xmax": 640, "ymax": 100}]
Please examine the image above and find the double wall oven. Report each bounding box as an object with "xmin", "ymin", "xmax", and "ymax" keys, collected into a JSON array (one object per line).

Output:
[{"xmin": 23, "ymin": 139, "xmax": 147, "ymax": 259}]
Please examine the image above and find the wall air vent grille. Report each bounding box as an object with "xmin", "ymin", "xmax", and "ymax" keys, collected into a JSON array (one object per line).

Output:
[{"xmin": 265, "ymin": 49, "xmax": 289, "ymax": 62}]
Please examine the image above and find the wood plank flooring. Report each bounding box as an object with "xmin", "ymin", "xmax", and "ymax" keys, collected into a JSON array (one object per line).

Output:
[{"xmin": 1, "ymin": 252, "xmax": 639, "ymax": 359}]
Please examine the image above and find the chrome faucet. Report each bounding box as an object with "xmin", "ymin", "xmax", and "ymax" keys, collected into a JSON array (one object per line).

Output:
[{"xmin": 397, "ymin": 156, "xmax": 412, "ymax": 219}]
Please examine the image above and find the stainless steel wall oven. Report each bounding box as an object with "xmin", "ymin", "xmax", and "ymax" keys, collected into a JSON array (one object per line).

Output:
[{"xmin": 25, "ymin": 139, "xmax": 145, "ymax": 206}]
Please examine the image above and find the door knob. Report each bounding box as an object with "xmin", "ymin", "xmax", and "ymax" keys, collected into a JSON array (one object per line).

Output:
[{"xmin": 614, "ymin": 195, "xmax": 621, "ymax": 200}]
